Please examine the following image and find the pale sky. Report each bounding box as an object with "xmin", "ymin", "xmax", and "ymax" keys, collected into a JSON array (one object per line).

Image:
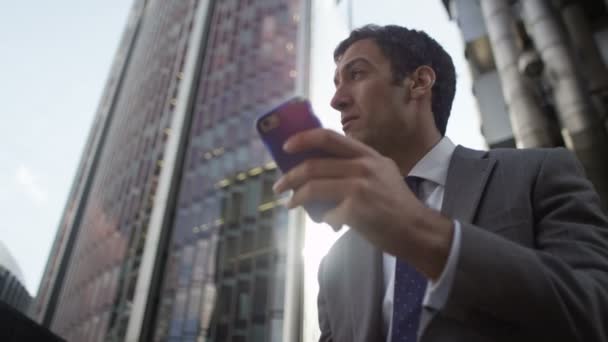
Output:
[
  {"xmin": 0, "ymin": 1, "xmax": 134, "ymax": 294},
  {"xmin": 0, "ymin": 0, "xmax": 484, "ymax": 297}
]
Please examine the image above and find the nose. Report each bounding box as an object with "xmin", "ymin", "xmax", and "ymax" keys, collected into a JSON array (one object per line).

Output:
[{"xmin": 330, "ymin": 86, "xmax": 352, "ymax": 111}]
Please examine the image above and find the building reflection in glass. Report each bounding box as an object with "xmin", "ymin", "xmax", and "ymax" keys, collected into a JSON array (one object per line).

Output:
[
  {"xmin": 151, "ymin": 0, "xmax": 305, "ymax": 341},
  {"xmin": 46, "ymin": 1, "xmax": 201, "ymax": 341}
]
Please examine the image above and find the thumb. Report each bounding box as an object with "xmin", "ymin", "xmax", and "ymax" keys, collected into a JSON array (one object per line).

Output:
[{"xmin": 322, "ymin": 203, "xmax": 348, "ymax": 232}]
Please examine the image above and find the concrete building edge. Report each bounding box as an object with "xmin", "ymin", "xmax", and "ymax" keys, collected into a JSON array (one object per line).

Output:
[{"xmin": 282, "ymin": 0, "xmax": 313, "ymax": 340}]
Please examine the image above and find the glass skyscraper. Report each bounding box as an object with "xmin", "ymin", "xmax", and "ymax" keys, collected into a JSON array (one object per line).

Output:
[{"xmin": 34, "ymin": 0, "xmax": 311, "ymax": 341}]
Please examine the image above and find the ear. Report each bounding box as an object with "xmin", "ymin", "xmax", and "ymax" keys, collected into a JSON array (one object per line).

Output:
[{"xmin": 408, "ymin": 65, "xmax": 436, "ymax": 100}]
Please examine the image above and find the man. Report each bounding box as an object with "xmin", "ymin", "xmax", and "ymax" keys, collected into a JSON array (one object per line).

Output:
[{"xmin": 272, "ymin": 25, "xmax": 608, "ymax": 341}]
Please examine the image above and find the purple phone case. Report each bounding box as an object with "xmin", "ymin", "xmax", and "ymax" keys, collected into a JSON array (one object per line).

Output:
[
  {"xmin": 256, "ymin": 97, "xmax": 335, "ymax": 223},
  {"xmin": 256, "ymin": 97, "xmax": 329, "ymax": 172}
]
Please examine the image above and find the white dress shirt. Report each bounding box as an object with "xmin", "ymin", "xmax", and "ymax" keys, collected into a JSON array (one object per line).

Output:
[{"xmin": 382, "ymin": 137, "xmax": 462, "ymax": 341}]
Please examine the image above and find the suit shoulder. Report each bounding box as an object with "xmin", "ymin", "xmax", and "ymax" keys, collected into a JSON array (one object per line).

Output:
[
  {"xmin": 488, "ymin": 146, "xmax": 547, "ymax": 159},
  {"xmin": 318, "ymin": 231, "xmax": 350, "ymax": 285},
  {"xmin": 465, "ymin": 146, "xmax": 573, "ymax": 165},
  {"xmin": 323, "ymin": 230, "xmax": 354, "ymax": 261},
  {"xmin": 320, "ymin": 230, "xmax": 365, "ymax": 272}
]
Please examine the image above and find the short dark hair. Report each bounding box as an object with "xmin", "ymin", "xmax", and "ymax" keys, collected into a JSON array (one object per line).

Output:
[{"xmin": 334, "ymin": 25, "xmax": 456, "ymax": 136}]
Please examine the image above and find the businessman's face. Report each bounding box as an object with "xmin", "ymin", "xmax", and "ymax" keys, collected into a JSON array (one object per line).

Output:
[{"xmin": 331, "ymin": 39, "xmax": 418, "ymax": 155}]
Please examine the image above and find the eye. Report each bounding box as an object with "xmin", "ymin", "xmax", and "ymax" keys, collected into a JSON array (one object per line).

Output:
[{"xmin": 350, "ymin": 69, "xmax": 364, "ymax": 80}]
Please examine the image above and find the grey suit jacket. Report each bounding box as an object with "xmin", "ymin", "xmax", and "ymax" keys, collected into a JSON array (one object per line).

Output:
[{"xmin": 317, "ymin": 146, "xmax": 608, "ymax": 341}]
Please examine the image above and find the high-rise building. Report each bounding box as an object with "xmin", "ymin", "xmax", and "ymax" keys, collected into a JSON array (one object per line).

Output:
[
  {"xmin": 33, "ymin": 0, "xmax": 150, "ymax": 331},
  {"xmin": 442, "ymin": 0, "xmax": 608, "ymax": 206},
  {"xmin": 34, "ymin": 0, "xmax": 312, "ymax": 341},
  {"xmin": 0, "ymin": 241, "xmax": 31, "ymax": 314}
]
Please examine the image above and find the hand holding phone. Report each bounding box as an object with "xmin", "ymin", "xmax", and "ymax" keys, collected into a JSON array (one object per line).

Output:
[{"xmin": 256, "ymin": 97, "xmax": 336, "ymax": 223}]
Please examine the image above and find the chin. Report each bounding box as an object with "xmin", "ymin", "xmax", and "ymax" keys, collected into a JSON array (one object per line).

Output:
[
  {"xmin": 348, "ymin": 131, "xmax": 373, "ymax": 147},
  {"xmin": 344, "ymin": 130, "xmax": 361, "ymax": 141}
]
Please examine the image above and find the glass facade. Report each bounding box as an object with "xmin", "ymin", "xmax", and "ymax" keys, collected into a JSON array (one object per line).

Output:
[
  {"xmin": 33, "ymin": 0, "xmax": 148, "ymax": 327},
  {"xmin": 37, "ymin": 0, "xmax": 309, "ymax": 341},
  {"xmin": 151, "ymin": 0, "xmax": 304, "ymax": 341},
  {"xmin": 46, "ymin": 1, "xmax": 200, "ymax": 341}
]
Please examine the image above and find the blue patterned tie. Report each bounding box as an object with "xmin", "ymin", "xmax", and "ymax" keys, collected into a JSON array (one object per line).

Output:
[{"xmin": 391, "ymin": 176, "xmax": 427, "ymax": 342}]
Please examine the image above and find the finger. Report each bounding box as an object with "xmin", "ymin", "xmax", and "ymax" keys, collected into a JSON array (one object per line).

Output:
[
  {"xmin": 284, "ymin": 128, "xmax": 377, "ymax": 158},
  {"xmin": 286, "ymin": 178, "xmax": 356, "ymax": 209},
  {"xmin": 273, "ymin": 157, "xmax": 369, "ymax": 194},
  {"xmin": 322, "ymin": 200, "xmax": 351, "ymax": 231}
]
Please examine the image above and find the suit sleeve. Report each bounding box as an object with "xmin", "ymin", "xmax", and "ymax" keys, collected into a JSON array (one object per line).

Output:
[
  {"xmin": 317, "ymin": 257, "xmax": 333, "ymax": 342},
  {"xmin": 441, "ymin": 148, "xmax": 608, "ymax": 341}
]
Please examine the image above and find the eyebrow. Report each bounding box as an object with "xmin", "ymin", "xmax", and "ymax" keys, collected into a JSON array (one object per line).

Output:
[{"xmin": 333, "ymin": 57, "xmax": 371, "ymax": 86}]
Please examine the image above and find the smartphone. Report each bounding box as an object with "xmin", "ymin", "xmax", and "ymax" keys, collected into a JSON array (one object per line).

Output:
[{"xmin": 256, "ymin": 97, "xmax": 336, "ymax": 223}]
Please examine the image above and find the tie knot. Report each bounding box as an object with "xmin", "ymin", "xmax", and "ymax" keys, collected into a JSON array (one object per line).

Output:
[{"xmin": 405, "ymin": 176, "xmax": 423, "ymax": 199}]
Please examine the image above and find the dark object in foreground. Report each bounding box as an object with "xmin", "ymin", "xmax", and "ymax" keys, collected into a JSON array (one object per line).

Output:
[{"xmin": 0, "ymin": 300, "xmax": 65, "ymax": 342}]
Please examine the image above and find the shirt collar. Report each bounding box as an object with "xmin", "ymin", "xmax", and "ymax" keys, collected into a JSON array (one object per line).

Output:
[{"xmin": 408, "ymin": 136, "xmax": 456, "ymax": 187}]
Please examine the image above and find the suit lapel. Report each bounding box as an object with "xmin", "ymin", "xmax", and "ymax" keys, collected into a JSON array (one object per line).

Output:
[
  {"xmin": 417, "ymin": 146, "xmax": 496, "ymax": 338},
  {"xmin": 441, "ymin": 146, "xmax": 496, "ymax": 223},
  {"xmin": 343, "ymin": 146, "xmax": 496, "ymax": 340}
]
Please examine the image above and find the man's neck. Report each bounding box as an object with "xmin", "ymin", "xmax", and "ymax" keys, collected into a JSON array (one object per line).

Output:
[{"xmin": 391, "ymin": 134, "xmax": 442, "ymax": 177}]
